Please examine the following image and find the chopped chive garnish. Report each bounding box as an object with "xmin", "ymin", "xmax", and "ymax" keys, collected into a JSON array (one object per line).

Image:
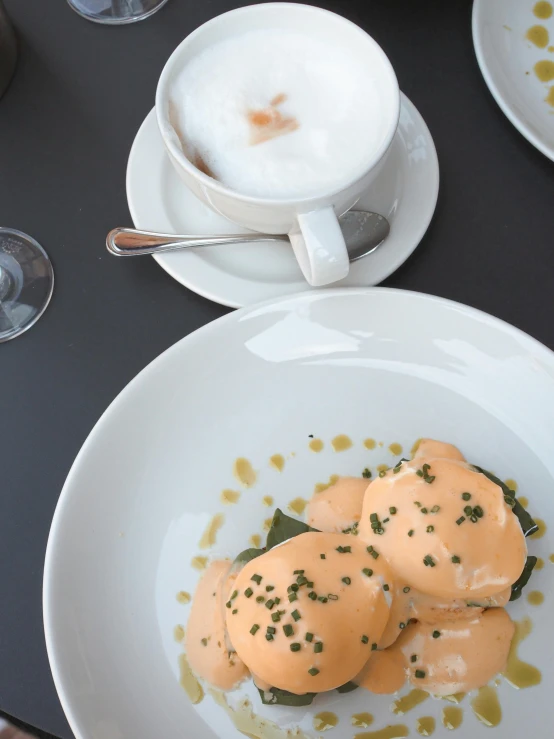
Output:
[
  {"xmin": 462, "ymin": 492, "xmax": 471, "ymax": 501},
  {"xmin": 456, "ymin": 516, "xmax": 465, "ymax": 525},
  {"xmin": 265, "ymin": 633, "xmax": 274, "ymax": 641},
  {"xmin": 318, "ymin": 596, "xmax": 328, "ymax": 603},
  {"xmin": 371, "ymin": 643, "xmax": 378, "ymax": 651},
  {"xmin": 411, "ymin": 654, "xmax": 417, "ymax": 663},
  {"xmin": 288, "ymin": 584, "xmax": 299, "ymax": 592},
  {"xmin": 403, "ymin": 586, "xmax": 411, "ymax": 593},
  {"xmin": 290, "ymin": 643, "xmax": 301, "ymax": 652},
  {"xmin": 232, "ymin": 609, "xmax": 238, "ymax": 614},
  {"xmin": 408, "ymin": 529, "xmax": 414, "ymax": 537},
  {"xmin": 283, "ymin": 624, "xmax": 293, "ymax": 637},
  {"xmin": 320, "ymin": 553, "xmax": 326, "ymax": 559},
  {"xmin": 308, "ymin": 667, "xmax": 320, "ymax": 676},
  {"xmin": 473, "ymin": 505, "xmax": 484, "ymax": 518},
  {"xmin": 271, "ymin": 612, "xmax": 281, "ymax": 623},
  {"xmin": 265, "ymin": 585, "xmax": 274, "ymax": 592},
  {"xmin": 274, "ymin": 597, "xmax": 281, "ymax": 605},
  {"xmin": 383, "ymin": 583, "xmax": 390, "ymax": 591},
  {"xmin": 426, "ymin": 525, "xmax": 434, "ymax": 533},
  {"xmin": 420, "ymin": 507, "xmax": 428, "ymax": 514},
  {"xmin": 370, "ymin": 549, "xmax": 379, "ymax": 559},
  {"xmin": 293, "ymin": 570, "xmax": 304, "ymax": 575},
  {"xmin": 244, "ymin": 588, "xmax": 253, "ymax": 598},
  {"xmin": 416, "ymin": 469, "xmax": 424, "ymax": 477},
  {"xmin": 251, "ymin": 574, "xmax": 262, "ymax": 585},
  {"xmin": 250, "ymin": 624, "xmax": 259, "ymax": 635},
  {"xmin": 363, "ymin": 568, "xmax": 373, "ymax": 577},
  {"xmin": 414, "ymin": 501, "xmax": 422, "ymax": 507},
  {"xmin": 265, "ymin": 599, "xmax": 275, "ymax": 610},
  {"xmin": 369, "ymin": 514, "xmax": 378, "ymax": 523},
  {"xmin": 399, "ymin": 622, "xmax": 406, "ymax": 629},
  {"xmin": 367, "ymin": 545, "xmax": 374, "ymax": 552},
  {"xmin": 328, "ymin": 593, "xmax": 338, "ymax": 600},
  {"xmin": 231, "ymin": 590, "xmax": 238, "ymax": 599},
  {"xmin": 361, "ymin": 635, "xmax": 369, "ymax": 644},
  {"xmin": 432, "ymin": 630, "xmax": 441, "ymax": 639},
  {"xmin": 415, "ymin": 670, "xmax": 426, "ymax": 679},
  {"xmin": 389, "ymin": 507, "xmax": 397, "ymax": 514},
  {"xmin": 423, "ymin": 555, "xmax": 436, "ymax": 567},
  {"xmin": 201, "ymin": 638, "xmax": 208, "ymax": 646},
  {"xmin": 342, "ymin": 577, "xmax": 351, "ymax": 585},
  {"xmin": 379, "ymin": 470, "xmax": 386, "ymax": 478},
  {"xmin": 308, "ymin": 591, "xmax": 317, "ymax": 600},
  {"xmin": 451, "ymin": 555, "xmax": 461, "ymax": 564},
  {"xmin": 463, "ymin": 505, "xmax": 473, "ymax": 516},
  {"xmin": 425, "ymin": 476, "xmax": 436, "ymax": 484},
  {"xmin": 267, "ymin": 626, "xmax": 276, "ymax": 634},
  {"xmin": 305, "ymin": 632, "xmax": 314, "ymax": 642},
  {"xmin": 383, "ymin": 517, "xmax": 390, "ymax": 524},
  {"xmin": 292, "ymin": 609, "xmax": 301, "ymax": 621},
  {"xmin": 306, "ymin": 582, "xmax": 314, "ymax": 588},
  {"xmin": 314, "ymin": 642, "xmax": 323, "ymax": 653},
  {"xmin": 470, "ymin": 514, "xmax": 478, "ymax": 523},
  {"xmin": 431, "ymin": 505, "xmax": 440, "ymax": 513},
  {"xmin": 256, "ymin": 596, "xmax": 265, "ymax": 603},
  {"xmin": 297, "ymin": 575, "xmax": 308, "ymax": 586},
  {"xmin": 362, "ymin": 468, "xmax": 372, "ymax": 479},
  {"xmin": 226, "ymin": 601, "xmax": 232, "ymax": 609},
  {"xmin": 288, "ymin": 592, "xmax": 298, "ymax": 603}
]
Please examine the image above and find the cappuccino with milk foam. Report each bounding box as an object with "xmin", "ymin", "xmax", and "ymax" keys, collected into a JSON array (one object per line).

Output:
[{"xmin": 169, "ymin": 29, "xmax": 391, "ymax": 200}]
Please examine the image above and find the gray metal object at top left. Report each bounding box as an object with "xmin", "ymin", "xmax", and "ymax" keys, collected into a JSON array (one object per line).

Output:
[{"xmin": 0, "ymin": 0, "xmax": 17, "ymax": 99}]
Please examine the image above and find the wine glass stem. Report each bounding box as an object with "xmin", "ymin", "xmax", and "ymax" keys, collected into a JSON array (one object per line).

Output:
[{"xmin": 0, "ymin": 263, "xmax": 9, "ymax": 302}]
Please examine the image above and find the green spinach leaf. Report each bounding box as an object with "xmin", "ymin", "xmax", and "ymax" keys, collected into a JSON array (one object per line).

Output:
[
  {"xmin": 266, "ymin": 508, "xmax": 319, "ymax": 550},
  {"xmin": 257, "ymin": 686, "xmax": 316, "ymax": 706},
  {"xmin": 472, "ymin": 465, "xmax": 538, "ymax": 537},
  {"xmin": 510, "ymin": 556, "xmax": 538, "ymax": 602}
]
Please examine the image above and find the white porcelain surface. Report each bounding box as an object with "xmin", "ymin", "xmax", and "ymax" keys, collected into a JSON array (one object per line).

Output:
[
  {"xmin": 473, "ymin": 0, "xmax": 554, "ymax": 161},
  {"xmin": 44, "ymin": 288, "xmax": 554, "ymax": 739},
  {"xmin": 155, "ymin": 3, "xmax": 400, "ymax": 286},
  {"xmin": 127, "ymin": 94, "xmax": 439, "ymax": 307}
]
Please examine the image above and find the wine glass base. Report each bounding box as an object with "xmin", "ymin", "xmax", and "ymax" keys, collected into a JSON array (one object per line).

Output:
[
  {"xmin": 0, "ymin": 228, "xmax": 54, "ymax": 343},
  {"xmin": 67, "ymin": 0, "xmax": 170, "ymax": 24}
]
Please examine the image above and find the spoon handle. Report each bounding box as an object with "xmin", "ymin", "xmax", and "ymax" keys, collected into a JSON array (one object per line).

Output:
[{"xmin": 106, "ymin": 227, "xmax": 288, "ymax": 256}]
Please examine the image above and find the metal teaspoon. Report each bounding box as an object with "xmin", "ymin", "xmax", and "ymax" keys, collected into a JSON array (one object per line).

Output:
[{"xmin": 106, "ymin": 210, "xmax": 390, "ymax": 262}]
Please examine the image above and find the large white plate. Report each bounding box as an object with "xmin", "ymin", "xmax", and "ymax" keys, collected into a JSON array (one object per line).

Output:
[
  {"xmin": 44, "ymin": 288, "xmax": 554, "ymax": 738},
  {"xmin": 473, "ymin": 0, "xmax": 554, "ymax": 161}
]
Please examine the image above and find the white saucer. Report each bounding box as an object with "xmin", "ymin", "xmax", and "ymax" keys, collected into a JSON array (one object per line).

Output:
[
  {"xmin": 127, "ymin": 94, "xmax": 439, "ymax": 308},
  {"xmin": 473, "ymin": 0, "xmax": 554, "ymax": 161}
]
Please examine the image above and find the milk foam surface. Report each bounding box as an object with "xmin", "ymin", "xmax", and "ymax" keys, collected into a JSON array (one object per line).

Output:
[{"xmin": 169, "ymin": 29, "xmax": 389, "ymax": 200}]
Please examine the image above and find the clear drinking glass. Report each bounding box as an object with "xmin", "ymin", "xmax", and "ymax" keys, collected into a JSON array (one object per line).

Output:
[
  {"xmin": 67, "ymin": 0, "xmax": 170, "ymax": 25},
  {"xmin": 0, "ymin": 229, "xmax": 54, "ymax": 343}
]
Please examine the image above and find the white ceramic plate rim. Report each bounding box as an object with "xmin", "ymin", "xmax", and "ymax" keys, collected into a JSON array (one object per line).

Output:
[
  {"xmin": 126, "ymin": 93, "xmax": 439, "ymax": 308},
  {"xmin": 43, "ymin": 286, "xmax": 554, "ymax": 739},
  {"xmin": 472, "ymin": 0, "xmax": 554, "ymax": 162}
]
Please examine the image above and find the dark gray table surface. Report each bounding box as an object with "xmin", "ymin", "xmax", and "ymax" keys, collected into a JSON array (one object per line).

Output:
[{"xmin": 1, "ymin": 0, "xmax": 553, "ymax": 736}]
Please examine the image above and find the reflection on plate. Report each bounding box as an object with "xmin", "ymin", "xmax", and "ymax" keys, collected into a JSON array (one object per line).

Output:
[
  {"xmin": 473, "ymin": 0, "xmax": 554, "ymax": 160},
  {"xmin": 44, "ymin": 289, "xmax": 554, "ymax": 738}
]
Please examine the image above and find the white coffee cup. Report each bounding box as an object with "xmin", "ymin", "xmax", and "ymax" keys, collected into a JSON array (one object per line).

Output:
[{"xmin": 156, "ymin": 3, "xmax": 399, "ymax": 287}]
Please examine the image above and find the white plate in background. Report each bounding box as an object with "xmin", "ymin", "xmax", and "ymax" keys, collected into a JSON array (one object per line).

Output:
[{"xmin": 473, "ymin": 0, "xmax": 554, "ymax": 161}]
